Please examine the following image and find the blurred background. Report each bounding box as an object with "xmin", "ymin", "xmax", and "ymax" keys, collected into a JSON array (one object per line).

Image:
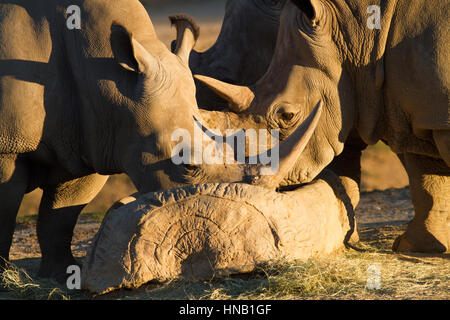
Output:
[{"xmin": 17, "ymin": 0, "xmax": 409, "ymax": 216}]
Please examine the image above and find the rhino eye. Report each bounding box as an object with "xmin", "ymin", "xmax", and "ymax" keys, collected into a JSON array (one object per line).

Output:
[{"xmin": 275, "ymin": 105, "xmax": 297, "ymax": 123}]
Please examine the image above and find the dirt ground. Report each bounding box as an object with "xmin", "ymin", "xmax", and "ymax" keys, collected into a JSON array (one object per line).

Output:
[
  {"xmin": 7, "ymin": 185, "xmax": 449, "ymax": 300},
  {"xmin": 3, "ymin": 2, "xmax": 448, "ymax": 300}
]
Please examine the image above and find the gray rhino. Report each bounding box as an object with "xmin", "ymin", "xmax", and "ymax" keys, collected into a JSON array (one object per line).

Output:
[
  {"xmin": 196, "ymin": 0, "xmax": 450, "ymax": 253},
  {"xmin": 0, "ymin": 0, "xmax": 320, "ymax": 281},
  {"xmin": 173, "ymin": 0, "xmax": 287, "ymax": 110},
  {"xmin": 172, "ymin": 9, "xmax": 364, "ymax": 232}
]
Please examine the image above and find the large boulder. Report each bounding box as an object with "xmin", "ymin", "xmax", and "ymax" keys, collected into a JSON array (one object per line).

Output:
[{"xmin": 82, "ymin": 172, "xmax": 356, "ymax": 294}]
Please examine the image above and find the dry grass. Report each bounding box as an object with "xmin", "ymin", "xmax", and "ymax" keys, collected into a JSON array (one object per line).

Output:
[
  {"xmin": 94, "ymin": 226, "xmax": 449, "ymax": 300},
  {"xmin": 361, "ymin": 143, "xmax": 409, "ymax": 192},
  {"xmin": 97, "ymin": 254, "xmax": 448, "ymax": 300},
  {"xmin": 2, "ymin": 224, "xmax": 449, "ymax": 300},
  {"xmin": 0, "ymin": 260, "xmax": 70, "ymax": 300}
]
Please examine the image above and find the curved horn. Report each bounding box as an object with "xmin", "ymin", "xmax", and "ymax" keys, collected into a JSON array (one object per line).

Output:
[
  {"xmin": 169, "ymin": 14, "xmax": 200, "ymax": 65},
  {"xmin": 188, "ymin": 102, "xmax": 322, "ymax": 187},
  {"xmin": 194, "ymin": 75, "xmax": 254, "ymax": 113},
  {"xmin": 193, "ymin": 114, "xmax": 240, "ymax": 159},
  {"xmin": 253, "ymin": 101, "xmax": 323, "ymax": 187}
]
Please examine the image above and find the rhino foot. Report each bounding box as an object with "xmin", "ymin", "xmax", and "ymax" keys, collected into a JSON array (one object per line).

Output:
[
  {"xmin": 37, "ymin": 256, "xmax": 80, "ymax": 285},
  {"xmin": 393, "ymin": 228, "xmax": 448, "ymax": 254}
]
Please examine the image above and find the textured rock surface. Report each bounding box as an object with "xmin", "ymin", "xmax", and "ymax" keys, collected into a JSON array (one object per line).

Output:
[{"xmin": 82, "ymin": 175, "xmax": 355, "ymax": 293}]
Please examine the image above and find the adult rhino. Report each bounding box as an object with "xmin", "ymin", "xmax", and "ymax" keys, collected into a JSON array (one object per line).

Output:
[
  {"xmin": 196, "ymin": 0, "xmax": 450, "ymax": 253},
  {"xmin": 172, "ymin": 3, "xmax": 365, "ymax": 189},
  {"xmin": 172, "ymin": 10, "xmax": 364, "ymax": 229},
  {"xmin": 171, "ymin": 0, "xmax": 287, "ymax": 110},
  {"xmin": 0, "ymin": 0, "xmax": 321, "ymax": 281}
]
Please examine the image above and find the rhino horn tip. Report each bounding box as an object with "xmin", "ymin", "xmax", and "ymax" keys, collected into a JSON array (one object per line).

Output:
[
  {"xmin": 168, "ymin": 13, "xmax": 200, "ymax": 41},
  {"xmin": 193, "ymin": 75, "xmax": 254, "ymax": 113}
]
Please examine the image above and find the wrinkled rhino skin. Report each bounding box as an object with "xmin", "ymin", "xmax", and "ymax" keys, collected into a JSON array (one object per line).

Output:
[
  {"xmin": 171, "ymin": 3, "xmax": 365, "ymax": 234},
  {"xmin": 196, "ymin": 0, "xmax": 450, "ymax": 253},
  {"xmin": 82, "ymin": 172, "xmax": 354, "ymax": 294}
]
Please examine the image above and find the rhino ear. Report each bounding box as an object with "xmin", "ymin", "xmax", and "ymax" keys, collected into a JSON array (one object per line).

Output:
[
  {"xmin": 291, "ymin": 0, "xmax": 323, "ymax": 23},
  {"xmin": 110, "ymin": 23, "xmax": 157, "ymax": 74}
]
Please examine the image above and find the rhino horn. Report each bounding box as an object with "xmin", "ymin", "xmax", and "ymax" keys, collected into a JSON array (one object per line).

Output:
[
  {"xmin": 194, "ymin": 75, "xmax": 254, "ymax": 113},
  {"xmin": 252, "ymin": 101, "xmax": 323, "ymax": 187},
  {"xmin": 194, "ymin": 102, "xmax": 323, "ymax": 187},
  {"xmin": 192, "ymin": 113, "xmax": 239, "ymax": 156},
  {"xmin": 169, "ymin": 14, "xmax": 200, "ymax": 66}
]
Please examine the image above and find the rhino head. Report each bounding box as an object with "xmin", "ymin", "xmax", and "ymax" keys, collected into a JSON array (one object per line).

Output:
[
  {"xmin": 104, "ymin": 17, "xmax": 322, "ymax": 193},
  {"xmin": 171, "ymin": 0, "xmax": 286, "ymax": 110},
  {"xmin": 194, "ymin": 0, "xmax": 362, "ymax": 184}
]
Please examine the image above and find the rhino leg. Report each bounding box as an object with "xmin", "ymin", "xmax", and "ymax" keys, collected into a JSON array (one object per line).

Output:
[
  {"xmin": 0, "ymin": 155, "xmax": 28, "ymax": 269},
  {"xmin": 393, "ymin": 153, "xmax": 449, "ymax": 253},
  {"xmin": 326, "ymin": 132, "xmax": 367, "ymax": 243},
  {"xmin": 37, "ymin": 173, "xmax": 108, "ymax": 282}
]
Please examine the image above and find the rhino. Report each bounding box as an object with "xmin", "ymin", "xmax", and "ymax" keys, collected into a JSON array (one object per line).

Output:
[
  {"xmin": 173, "ymin": 0, "xmax": 287, "ymax": 110},
  {"xmin": 172, "ymin": 1, "xmax": 365, "ymax": 186},
  {"xmin": 171, "ymin": 8, "xmax": 364, "ymax": 231},
  {"xmin": 196, "ymin": 0, "xmax": 450, "ymax": 253},
  {"xmin": 0, "ymin": 0, "xmax": 321, "ymax": 281}
]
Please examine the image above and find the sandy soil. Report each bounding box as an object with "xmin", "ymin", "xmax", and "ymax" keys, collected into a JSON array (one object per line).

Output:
[{"xmin": 6, "ymin": 184, "xmax": 433, "ymax": 301}]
